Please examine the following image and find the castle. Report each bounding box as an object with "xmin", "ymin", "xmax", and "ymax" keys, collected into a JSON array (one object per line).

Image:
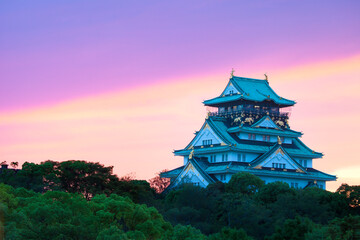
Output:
[{"xmin": 161, "ymin": 75, "xmax": 336, "ymax": 190}]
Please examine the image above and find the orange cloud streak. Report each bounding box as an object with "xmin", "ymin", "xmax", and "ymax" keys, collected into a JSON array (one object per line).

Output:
[{"xmin": 1, "ymin": 54, "xmax": 359, "ymax": 191}]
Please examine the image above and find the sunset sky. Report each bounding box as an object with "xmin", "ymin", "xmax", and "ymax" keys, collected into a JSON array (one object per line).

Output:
[{"xmin": 1, "ymin": 1, "xmax": 359, "ymax": 191}]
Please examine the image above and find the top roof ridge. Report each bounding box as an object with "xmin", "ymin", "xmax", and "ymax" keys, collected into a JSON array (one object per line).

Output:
[{"xmin": 231, "ymin": 76, "xmax": 269, "ymax": 83}]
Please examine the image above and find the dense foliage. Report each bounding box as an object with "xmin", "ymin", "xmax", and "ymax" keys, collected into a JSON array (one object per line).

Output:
[{"xmin": 0, "ymin": 160, "xmax": 359, "ymax": 239}]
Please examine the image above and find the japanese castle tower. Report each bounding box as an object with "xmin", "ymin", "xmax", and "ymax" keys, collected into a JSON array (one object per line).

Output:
[{"xmin": 161, "ymin": 75, "xmax": 336, "ymax": 190}]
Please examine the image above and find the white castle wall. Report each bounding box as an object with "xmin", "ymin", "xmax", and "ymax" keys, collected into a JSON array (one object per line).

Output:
[{"xmin": 238, "ymin": 132, "xmax": 292, "ymax": 144}]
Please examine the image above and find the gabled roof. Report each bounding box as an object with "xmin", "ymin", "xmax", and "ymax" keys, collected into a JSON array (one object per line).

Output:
[
  {"xmin": 252, "ymin": 116, "xmax": 279, "ymax": 129},
  {"xmin": 250, "ymin": 143, "xmax": 307, "ymax": 173},
  {"xmin": 188, "ymin": 157, "xmax": 217, "ymax": 183},
  {"xmin": 203, "ymin": 76, "xmax": 295, "ymax": 106},
  {"xmin": 207, "ymin": 117, "xmax": 238, "ymax": 145},
  {"xmin": 183, "ymin": 117, "xmax": 235, "ymax": 150},
  {"xmin": 165, "ymin": 157, "xmax": 216, "ymax": 190}
]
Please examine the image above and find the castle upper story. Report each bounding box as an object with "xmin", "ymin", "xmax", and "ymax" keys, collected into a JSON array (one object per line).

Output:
[{"xmin": 203, "ymin": 76, "xmax": 294, "ymax": 128}]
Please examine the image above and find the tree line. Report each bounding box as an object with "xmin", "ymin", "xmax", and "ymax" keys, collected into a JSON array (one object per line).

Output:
[{"xmin": 0, "ymin": 160, "xmax": 359, "ymax": 239}]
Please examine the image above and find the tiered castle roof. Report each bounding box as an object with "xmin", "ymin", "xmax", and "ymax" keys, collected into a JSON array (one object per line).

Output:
[
  {"xmin": 162, "ymin": 75, "xmax": 336, "ymax": 190},
  {"xmin": 174, "ymin": 116, "xmax": 322, "ymax": 159}
]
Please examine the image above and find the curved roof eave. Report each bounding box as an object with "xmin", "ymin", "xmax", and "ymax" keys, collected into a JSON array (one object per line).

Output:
[
  {"xmin": 292, "ymin": 138, "xmax": 323, "ymax": 157},
  {"xmin": 228, "ymin": 127, "xmax": 303, "ymax": 138},
  {"xmin": 203, "ymin": 95, "xmax": 295, "ymax": 106},
  {"xmin": 203, "ymin": 77, "xmax": 296, "ymax": 106}
]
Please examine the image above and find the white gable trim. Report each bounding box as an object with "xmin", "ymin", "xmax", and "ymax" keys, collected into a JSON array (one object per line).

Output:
[
  {"xmin": 189, "ymin": 123, "xmax": 225, "ymax": 148},
  {"xmin": 171, "ymin": 162, "xmax": 211, "ymax": 188},
  {"xmin": 253, "ymin": 116, "xmax": 279, "ymax": 129},
  {"xmin": 222, "ymin": 82, "xmax": 239, "ymax": 96},
  {"xmin": 254, "ymin": 148, "xmax": 305, "ymax": 172}
]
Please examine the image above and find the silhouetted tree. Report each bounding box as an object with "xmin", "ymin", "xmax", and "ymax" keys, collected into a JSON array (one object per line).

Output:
[
  {"xmin": 337, "ymin": 184, "xmax": 360, "ymax": 211},
  {"xmin": 10, "ymin": 162, "xmax": 18, "ymax": 169},
  {"xmin": 149, "ymin": 170, "xmax": 170, "ymax": 194}
]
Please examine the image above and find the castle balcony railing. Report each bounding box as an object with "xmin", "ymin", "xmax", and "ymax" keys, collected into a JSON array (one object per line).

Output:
[
  {"xmin": 208, "ymin": 108, "xmax": 290, "ymax": 118},
  {"xmin": 207, "ymin": 107, "xmax": 291, "ymax": 128}
]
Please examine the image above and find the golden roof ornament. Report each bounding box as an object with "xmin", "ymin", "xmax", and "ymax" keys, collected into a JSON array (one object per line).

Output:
[
  {"xmin": 230, "ymin": 68, "xmax": 235, "ymax": 78},
  {"xmin": 205, "ymin": 111, "xmax": 210, "ymax": 119},
  {"xmin": 189, "ymin": 148, "xmax": 194, "ymax": 159},
  {"xmin": 277, "ymin": 136, "xmax": 282, "ymax": 145},
  {"xmin": 264, "ymin": 73, "xmax": 268, "ymax": 81}
]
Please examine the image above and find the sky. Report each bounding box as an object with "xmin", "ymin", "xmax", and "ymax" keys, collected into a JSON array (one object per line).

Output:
[{"xmin": 0, "ymin": 0, "xmax": 359, "ymax": 191}]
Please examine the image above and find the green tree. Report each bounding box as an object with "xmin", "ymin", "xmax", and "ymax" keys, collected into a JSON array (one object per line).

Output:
[
  {"xmin": 96, "ymin": 226, "xmax": 129, "ymax": 240},
  {"xmin": 305, "ymin": 215, "xmax": 360, "ymax": 240},
  {"xmin": 267, "ymin": 187, "xmax": 348, "ymax": 225},
  {"xmin": 57, "ymin": 160, "xmax": 118, "ymax": 199},
  {"xmin": 337, "ymin": 184, "xmax": 360, "ymax": 212},
  {"xmin": 90, "ymin": 194, "xmax": 172, "ymax": 240},
  {"xmin": 209, "ymin": 227, "xmax": 254, "ymax": 240},
  {"xmin": 4, "ymin": 190, "xmax": 98, "ymax": 239},
  {"xmin": 4, "ymin": 162, "xmax": 46, "ymax": 192},
  {"xmin": 266, "ymin": 216, "xmax": 316, "ymax": 240},
  {"xmin": 110, "ymin": 179, "xmax": 156, "ymax": 204},
  {"xmin": 1, "ymin": 183, "xmax": 196, "ymax": 240},
  {"xmin": 218, "ymin": 193, "xmax": 272, "ymax": 239},
  {"xmin": 256, "ymin": 181, "xmax": 295, "ymax": 205},
  {"xmin": 165, "ymin": 224, "xmax": 207, "ymax": 240},
  {"xmin": 226, "ymin": 173, "xmax": 264, "ymax": 195},
  {"xmin": 163, "ymin": 184, "xmax": 217, "ymax": 234}
]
